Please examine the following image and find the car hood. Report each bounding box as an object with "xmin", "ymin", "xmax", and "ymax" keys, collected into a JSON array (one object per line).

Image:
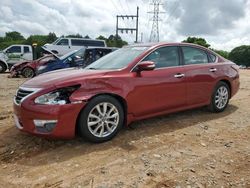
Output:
[
  {"xmin": 12, "ymin": 61, "xmax": 31, "ymax": 68},
  {"xmin": 22, "ymin": 68, "xmax": 111, "ymax": 88}
]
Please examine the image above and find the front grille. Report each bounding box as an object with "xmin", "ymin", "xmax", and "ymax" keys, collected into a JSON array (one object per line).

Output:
[{"xmin": 15, "ymin": 88, "xmax": 35, "ymax": 104}]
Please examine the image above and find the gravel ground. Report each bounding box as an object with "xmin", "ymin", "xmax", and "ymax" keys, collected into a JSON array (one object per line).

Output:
[{"xmin": 0, "ymin": 70, "xmax": 249, "ymax": 188}]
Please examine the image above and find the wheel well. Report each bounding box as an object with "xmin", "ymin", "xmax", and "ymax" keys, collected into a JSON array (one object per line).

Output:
[
  {"xmin": 220, "ymin": 79, "xmax": 232, "ymax": 98},
  {"xmin": 75, "ymin": 93, "xmax": 128, "ymax": 136}
]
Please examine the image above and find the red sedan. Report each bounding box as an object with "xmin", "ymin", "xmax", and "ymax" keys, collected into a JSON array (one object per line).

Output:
[{"xmin": 13, "ymin": 43, "xmax": 240, "ymax": 142}]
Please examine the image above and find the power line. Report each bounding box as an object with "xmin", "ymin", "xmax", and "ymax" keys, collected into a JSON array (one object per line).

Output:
[
  {"xmin": 116, "ymin": 7, "xmax": 139, "ymax": 43},
  {"xmin": 110, "ymin": 0, "xmax": 134, "ymax": 42}
]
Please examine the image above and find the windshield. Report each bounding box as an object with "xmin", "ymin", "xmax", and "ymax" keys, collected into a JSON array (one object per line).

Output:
[
  {"xmin": 85, "ymin": 47, "xmax": 148, "ymax": 70},
  {"xmin": 52, "ymin": 38, "xmax": 60, "ymax": 45}
]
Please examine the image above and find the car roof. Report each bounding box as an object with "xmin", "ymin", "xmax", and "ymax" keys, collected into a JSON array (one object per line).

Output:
[{"xmin": 128, "ymin": 42, "xmax": 209, "ymax": 50}]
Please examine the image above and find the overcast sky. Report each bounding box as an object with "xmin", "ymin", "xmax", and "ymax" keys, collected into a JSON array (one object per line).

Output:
[{"xmin": 0, "ymin": 0, "xmax": 249, "ymax": 51}]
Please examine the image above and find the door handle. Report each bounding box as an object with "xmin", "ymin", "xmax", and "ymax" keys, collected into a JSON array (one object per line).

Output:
[
  {"xmin": 174, "ymin": 73, "xmax": 185, "ymax": 78},
  {"xmin": 209, "ymin": 68, "xmax": 217, "ymax": 72}
]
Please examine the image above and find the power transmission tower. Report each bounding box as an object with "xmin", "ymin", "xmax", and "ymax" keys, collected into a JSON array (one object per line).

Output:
[
  {"xmin": 148, "ymin": 0, "xmax": 164, "ymax": 42},
  {"xmin": 116, "ymin": 6, "xmax": 139, "ymax": 43}
]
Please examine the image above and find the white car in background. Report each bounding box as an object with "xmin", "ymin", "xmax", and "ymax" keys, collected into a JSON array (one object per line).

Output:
[
  {"xmin": 43, "ymin": 37, "xmax": 107, "ymax": 56},
  {"xmin": 0, "ymin": 45, "xmax": 33, "ymax": 73}
]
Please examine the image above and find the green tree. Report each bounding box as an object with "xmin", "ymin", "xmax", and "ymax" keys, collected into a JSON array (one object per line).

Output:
[
  {"xmin": 66, "ymin": 33, "xmax": 83, "ymax": 38},
  {"xmin": 96, "ymin": 34, "xmax": 128, "ymax": 48},
  {"xmin": 47, "ymin": 32, "xmax": 57, "ymax": 43},
  {"xmin": 228, "ymin": 45, "xmax": 250, "ymax": 67},
  {"xmin": 182, "ymin": 37, "xmax": 210, "ymax": 48},
  {"xmin": 211, "ymin": 49, "xmax": 229, "ymax": 59},
  {"xmin": 5, "ymin": 31, "xmax": 25, "ymax": 41}
]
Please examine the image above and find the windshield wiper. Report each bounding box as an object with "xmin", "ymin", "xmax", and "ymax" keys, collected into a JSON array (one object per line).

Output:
[{"xmin": 87, "ymin": 67, "xmax": 97, "ymax": 70}]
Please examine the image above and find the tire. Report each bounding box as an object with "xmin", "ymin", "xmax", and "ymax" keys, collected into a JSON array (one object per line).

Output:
[
  {"xmin": 0, "ymin": 62, "xmax": 7, "ymax": 73},
  {"xmin": 22, "ymin": 67, "xmax": 35, "ymax": 78},
  {"xmin": 209, "ymin": 81, "xmax": 230, "ymax": 113},
  {"xmin": 78, "ymin": 95, "xmax": 124, "ymax": 143}
]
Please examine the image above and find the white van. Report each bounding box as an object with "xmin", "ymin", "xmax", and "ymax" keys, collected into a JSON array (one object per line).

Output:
[{"xmin": 43, "ymin": 38, "xmax": 107, "ymax": 56}]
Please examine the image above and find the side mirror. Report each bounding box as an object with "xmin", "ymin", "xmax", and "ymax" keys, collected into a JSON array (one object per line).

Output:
[
  {"xmin": 5, "ymin": 49, "xmax": 10, "ymax": 53},
  {"xmin": 136, "ymin": 61, "xmax": 155, "ymax": 71}
]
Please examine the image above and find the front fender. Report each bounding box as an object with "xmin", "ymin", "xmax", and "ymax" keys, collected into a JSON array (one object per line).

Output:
[{"xmin": 69, "ymin": 78, "xmax": 127, "ymax": 103}]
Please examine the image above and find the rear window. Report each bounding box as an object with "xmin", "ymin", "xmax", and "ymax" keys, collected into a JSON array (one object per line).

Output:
[
  {"xmin": 24, "ymin": 46, "xmax": 30, "ymax": 53},
  {"xmin": 182, "ymin": 46, "xmax": 209, "ymax": 65},
  {"xmin": 71, "ymin": 39, "xmax": 105, "ymax": 47}
]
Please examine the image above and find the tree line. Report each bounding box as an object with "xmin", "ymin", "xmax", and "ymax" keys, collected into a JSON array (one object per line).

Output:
[{"xmin": 0, "ymin": 32, "xmax": 249, "ymax": 67}]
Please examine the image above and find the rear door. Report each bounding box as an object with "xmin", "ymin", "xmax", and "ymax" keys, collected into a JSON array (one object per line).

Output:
[
  {"xmin": 181, "ymin": 46, "xmax": 219, "ymax": 105},
  {"xmin": 22, "ymin": 46, "xmax": 33, "ymax": 60},
  {"xmin": 129, "ymin": 46, "xmax": 187, "ymax": 117}
]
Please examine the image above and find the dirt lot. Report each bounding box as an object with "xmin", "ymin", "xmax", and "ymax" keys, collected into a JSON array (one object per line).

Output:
[{"xmin": 0, "ymin": 70, "xmax": 249, "ymax": 188}]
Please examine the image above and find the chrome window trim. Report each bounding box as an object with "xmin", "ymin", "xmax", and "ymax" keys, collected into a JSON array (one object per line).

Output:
[
  {"xmin": 130, "ymin": 45, "xmax": 219, "ymax": 72},
  {"xmin": 14, "ymin": 87, "xmax": 42, "ymax": 106}
]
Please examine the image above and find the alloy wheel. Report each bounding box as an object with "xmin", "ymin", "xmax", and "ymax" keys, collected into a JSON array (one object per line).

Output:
[
  {"xmin": 215, "ymin": 86, "xmax": 229, "ymax": 109},
  {"xmin": 87, "ymin": 102, "xmax": 119, "ymax": 138}
]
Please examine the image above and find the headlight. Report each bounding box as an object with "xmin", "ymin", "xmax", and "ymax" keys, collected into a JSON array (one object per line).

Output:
[{"xmin": 34, "ymin": 85, "xmax": 80, "ymax": 105}]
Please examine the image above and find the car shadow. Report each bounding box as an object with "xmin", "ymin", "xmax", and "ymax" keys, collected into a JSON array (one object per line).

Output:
[{"xmin": 0, "ymin": 104, "xmax": 238, "ymax": 166}]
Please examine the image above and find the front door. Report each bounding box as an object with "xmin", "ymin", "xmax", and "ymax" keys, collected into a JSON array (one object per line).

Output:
[{"xmin": 128, "ymin": 46, "xmax": 187, "ymax": 117}]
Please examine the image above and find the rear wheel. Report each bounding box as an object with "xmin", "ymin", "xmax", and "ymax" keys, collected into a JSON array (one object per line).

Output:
[
  {"xmin": 78, "ymin": 95, "xmax": 124, "ymax": 143},
  {"xmin": 0, "ymin": 62, "xmax": 7, "ymax": 73},
  {"xmin": 22, "ymin": 67, "xmax": 35, "ymax": 78},
  {"xmin": 209, "ymin": 81, "xmax": 230, "ymax": 113}
]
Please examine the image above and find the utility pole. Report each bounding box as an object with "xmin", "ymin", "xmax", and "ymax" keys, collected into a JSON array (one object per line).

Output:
[
  {"xmin": 116, "ymin": 6, "xmax": 139, "ymax": 43},
  {"xmin": 148, "ymin": 0, "xmax": 164, "ymax": 42}
]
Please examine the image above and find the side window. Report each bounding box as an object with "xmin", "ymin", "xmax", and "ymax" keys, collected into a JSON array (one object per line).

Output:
[
  {"xmin": 24, "ymin": 46, "xmax": 30, "ymax": 53},
  {"xmin": 56, "ymin": 39, "xmax": 69, "ymax": 46},
  {"xmin": 85, "ymin": 40, "xmax": 105, "ymax": 47},
  {"xmin": 143, "ymin": 46, "xmax": 179, "ymax": 68},
  {"xmin": 209, "ymin": 53, "xmax": 217, "ymax": 62},
  {"xmin": 71, "ymin": 39, "xmax": 85, "ymax": 46},
  {"xmin": 182, "ymin": 47, "xmax": 209, "ymax": 65},
  {"xmin": 7, "ymin": 46, "xmax": 21, "ymax": 53}
]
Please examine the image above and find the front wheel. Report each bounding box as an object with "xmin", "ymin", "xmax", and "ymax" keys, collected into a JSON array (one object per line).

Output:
[
  {"xmin": 209, "ymin": 81, "xmax": 230, "ymax": 113},
  {"xmin": 0, "ymin": 62, "xmax": 7, "ymax": 73},
  {"xmin": 77, "ymin": 95, "xmax": 124, "ymax": 143},
  {"xmin": 22, "ymin": 67, "xmax": 35, "ymax": 78}
]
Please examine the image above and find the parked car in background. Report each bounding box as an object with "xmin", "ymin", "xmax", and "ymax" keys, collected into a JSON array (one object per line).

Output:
[
  {"xmin": 0, "ymin": 45, "xmax": 33, "ymax": 73},
  {"xmin": 43, "ymin": 37, "xmax": 107, "ymax": 56},
  {"xmin": 9, "ymin": 54, "xmax": 57, "ymax": 78},
  {"xmin": 13, "ymin": 43, "xmax": 239, "ymax": 143},
  {"xmin": 37, "ymin": 47, "xmax": 116, "ymax": 75}
]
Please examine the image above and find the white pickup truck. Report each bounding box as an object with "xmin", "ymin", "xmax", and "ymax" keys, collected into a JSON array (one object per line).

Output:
[
  {"xmin": 0, "ymin": 45, "xmax": 33, "ymax": 73},
  {"xmin": 43, "ymin": 37, "xmax": 107, "ymax": 57}
]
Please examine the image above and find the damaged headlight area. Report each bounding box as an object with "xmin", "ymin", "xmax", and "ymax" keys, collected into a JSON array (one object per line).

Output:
[{"xmin": 34, "ymin": 85, "xmax": 80, "ymax": 105}]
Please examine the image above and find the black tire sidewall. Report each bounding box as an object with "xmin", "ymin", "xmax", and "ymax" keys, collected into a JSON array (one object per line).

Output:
[
  {"xmin": 78, "ymin": 95, "xmax": 124, "ymax": 143},
  {"xmin": 22, "ymin": 67, "xmax": 35, "ymax": 78},
  {"xmin": 0, "ymin": 62, "xmax": 7, "ymax": 73},
  {"xmin": 210, "ymin": 82, "xmax": 230, "ymax": 113}
]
